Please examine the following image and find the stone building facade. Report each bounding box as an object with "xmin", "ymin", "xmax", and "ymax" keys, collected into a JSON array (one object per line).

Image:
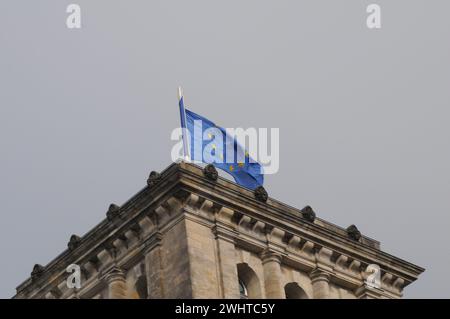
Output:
[{"xmin": 14, "ymin": 162, "xmax": 424, "ymax": 299}]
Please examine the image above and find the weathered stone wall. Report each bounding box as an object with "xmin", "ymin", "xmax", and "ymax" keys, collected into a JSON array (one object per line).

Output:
[{"xmin": 159, "ymin": 219, "xmax": 192, "ymax": 298}]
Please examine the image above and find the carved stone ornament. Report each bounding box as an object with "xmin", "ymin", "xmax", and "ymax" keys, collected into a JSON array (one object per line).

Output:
[
  {"xmin": 300, "ymin": 205, "xmax": 316, "ymax": 222},
  {"xmin": 147, "ymin": 171, "xmax": 162, "ymax": 187},
  {"xmin": 31, "ymin": 264, "xmax": 45, "ymax": 281},
  {"xmin": 67, "ymin": 234, "xmax": 82, "ymax": 251},
  {"xmin": 106, "ymin": 203, "xmax": 120, "ymax": 221},
  {"xmin": 347, "ymin": 224, "xmax": 362, "ymax": 241},
  {"xmin": 254, "ymin": 186, "xmax": 268, "ymax": 202},
  {"xmin": 203, "ymin": 164, "xmax": 218, "ymax": 181}
]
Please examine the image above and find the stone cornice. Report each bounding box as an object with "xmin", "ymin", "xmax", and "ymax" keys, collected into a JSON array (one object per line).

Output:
[
  {"xmin": 176, "ymin": 163, "xmax": 424, "ymax": 280},
  {"xmin": 14, "ymin": 164, "xmax": 182, "ymax": 297},
  {"xmin": 13, "ymin": 161, "xmax": 424, "ymax": 299}
]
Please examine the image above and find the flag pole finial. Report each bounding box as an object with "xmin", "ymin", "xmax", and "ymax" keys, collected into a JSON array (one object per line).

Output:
[
  {"xmin": 177, "ymin": 86, "xmax": 190, "ymax": 162},
  {"xmin": 177, "ymin": 86, "xmax": 183, "ymax": 101}
]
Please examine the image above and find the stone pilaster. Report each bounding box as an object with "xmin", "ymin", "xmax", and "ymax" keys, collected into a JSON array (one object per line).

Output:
[
  {"xmin": 214, "ymin": 232, "xmax": 240, "ymax": 298},
  {"xmin": 214, "ymin": 207, "xmax": 240, "ymax": 299},
  {"xmin": 104, "ymin": 266, "xmax": 127, "ymax": 299},
  {"xmin": 310, "ymin": 268, "xmax": 331, "ymax": 299},
  {"xmin": 261, "ymin": 250, "xmax": 284, "ymax": 298},
  {"xmin": 143, "ymin": 232, "xmax": 165, "ymax": 298}
]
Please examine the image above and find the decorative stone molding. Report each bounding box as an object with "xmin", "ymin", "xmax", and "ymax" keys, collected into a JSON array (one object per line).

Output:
[
  {"xmin": 310, "ymin": 268, "xmax": 331, "ymax": 283},
  {"xmin": 315, "ymin": 246, "xmax": 333, "ymax": 268},
  {"xmin": 79, "ymin": 265, "xmax": 90, "ymax": 281},
  {"xmin": 203, "ymin": 164, "xmax": 218, "ymax": 181},
  {"xmin": 355, "ymin": 283, "xmax": 384, "ymax": 299},
  {"xmin": 263, "ymin": 224, "xmax": 274, "ymax": 236},
  {"xmin": 216, "ymin": 207, "xmax": 235, "ymax": 225},
  {"xmin": 285, "ymin": 234, "xmax": 301, "ymax": 251},
  {"xmin": 71, "ymin": 291, "xmax": 81, "ymax": 299},
  {"xmin": 392, "ymin": 277, "xmax": 405, "ymax": 293},
  {"xmin": 282, "ymin": 233, "xmax": 293, "ymax": 244},
  {"xmin": 214, "ymin": 207, "xmax": 239, "ymax": 243},
  {"xmin": 67, "ymin": 234, "xmax": 81, "ymax": 251},
  {"xmin": 31, "ymin": 264, "xmax": 45, "ymax": 281},
  {"xmin": 129, "ymin": 222, "xmax": 142, "ymax": 238},
  {"xmin": 150, "ymin": 196, "xmax": 186, "ymax": 227},
  {"xmin": 349, "ymin": 259, "xmax": 362, "ymax": 275},
  {"xmin": 346, "ymin": 224, "xmax": 361, "ymax": 241},
  {"xmin": 251, "ymin": 220, "xmax": 266, "ymax": 237},
  {"xmin": 254, "ymin": 186, "xmax": 268, "ymax": 202},
  {"xmin": 143, "ymin": 231, "xmax": 164, "ymax": 254},
  {"xmin": 266, "ymin": 227, "xmax": 285, "ymax": 246},
  {"xmin": 103, "ymin": 266, "xmax": 127, "ymax": 299},
  {"xmin": 300, "ymin": 240, "xmax": 315, "ymax": 257},
  {"xmin": 335, "ymin": 254, "xmax": 349, "ymax": 270},
  {"xmin": 106, "ymin": 204, "xmax": 121, "ymax": 221},
  {"xmin": 300, "ymin": 206, "xmax": 316, "ymax": 222},
  {"xmin": 88, "ymin": 255, "xmax": 100, "ymax": 270},
  {"xmin": 48, "ymin": 287, "xmax": 62, "ymax": 299},
  {"xmin": 173, "ymin": 189, "xmax": 191, "ymax": 204},
  {"xmin": 45, "ymin": 292, "xmax": 56, "ymax": 299},
  {"xmin": 147, "ymin": 171, "xmax": 162, "ymax": 187},
  {"xmin": 382, "ymin": 273, "xmax": 393, "ymax": 287},
  {"xmin": 104, "ymin": 266, "xmax": 126, "ymax": 284},
  {"xmin": 260, "ymin": 249, "xmax": 282, "ymax": 265},
  {"xmin": 138, "ymin": 215, "xmax": 156, "ymax": 236},
  {"xmin": 117, "ymin": 232, "xmax": 128, "ymax": 244},
  {"xmin": 185, "ymin": 193, "xmax": 201, "ymax": 210},
  {"xmin": 231, "ymin": 212, "xmax": 243, "ymax": 224},
  {"xmin": 309, "ymin": 268, "xmax": 331, "ymax": 299},
  {"xmin": 154, "ymin": 204, "xmax": 170, "ymax": 225},
  {"xmin": 104, "ymin": 242, "xmax": 119, "ymax": 260},
  {"xmin": 197, "ymin": 199, "xmax": 219, "ymax": 220}
]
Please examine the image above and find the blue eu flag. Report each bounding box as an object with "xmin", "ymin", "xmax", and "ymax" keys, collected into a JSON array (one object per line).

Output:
[{"xmin": 184, "ymin": 109, "xmax": 264, "ymax": 190}]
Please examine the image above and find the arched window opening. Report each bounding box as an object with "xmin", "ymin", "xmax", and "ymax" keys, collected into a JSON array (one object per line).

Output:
[
  {"xmin": 284, "ymin": 282, "xmax": 308, "ymax": 299},
  {"xmin": 236, "ymin": 263, "xmax": 262, "ymax": 299},
  {"xmin": 135, "ymin": 275, "xmax": 148, "ymax": 299}
]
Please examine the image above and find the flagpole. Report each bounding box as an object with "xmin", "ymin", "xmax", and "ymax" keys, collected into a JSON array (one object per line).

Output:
[{"xmin": 177, "ymin": 86, "xmax": 190, "ymax": 162}]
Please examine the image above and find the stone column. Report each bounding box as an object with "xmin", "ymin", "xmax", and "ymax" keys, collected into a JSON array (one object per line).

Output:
[
  {"xmin": 261, "ymin": 250, "xmax": 284, "ymax": 298},
  {"xmin": 310, "ymin": 268, "xmax": 331, "ymax": 299},
  {"xmin": 105, "ymin": 266, "xmax": 127, "ymax": 299}
]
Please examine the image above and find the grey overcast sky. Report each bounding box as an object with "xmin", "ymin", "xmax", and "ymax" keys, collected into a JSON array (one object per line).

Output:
[{"xmin": 0, "ymin": 0, "xmax": 449, "ymax": 298}]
